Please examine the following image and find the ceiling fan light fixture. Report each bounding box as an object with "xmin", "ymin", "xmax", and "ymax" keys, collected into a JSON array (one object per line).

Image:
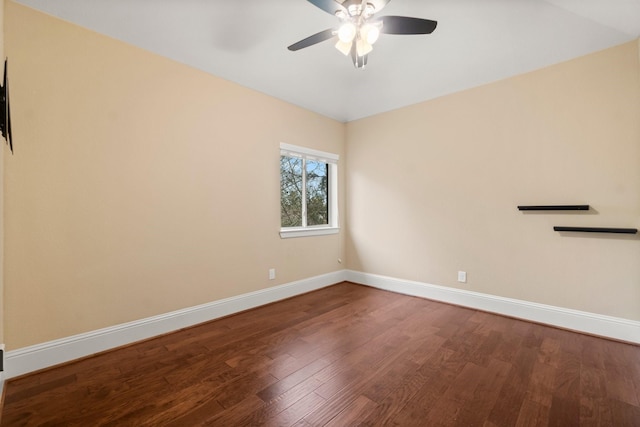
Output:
[
  {"xmin": 338, "ymin": 22, "xmax": 356, "ymax": 43},
  {"xmin": 363, "ymin": 3, "xmax": 376, "ymax": 18},
  {"xmin": 335, "ymin": 39, "xmax": 352, "ymax": 56},
  {"xmin": 356, "ymin": 39, "xmax": 373, "ymax": 57},
  {"xmin": 288, "ymin": 1, "xmax": 438, "ymax": 69},
  {"xmin": 360, "ymin": 23, "xmax": 380, "ymax": 45}
]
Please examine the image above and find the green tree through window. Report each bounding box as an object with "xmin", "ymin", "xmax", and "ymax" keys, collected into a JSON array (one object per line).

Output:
[
  {"xmin": 279, "ymin": 143, "xmax": 338, "ymax": 238},
  {"xmin": 280, "ymin": 155, "xmax": 303, "ymax": 227},
  {"xmin": 306, "ymin": 160, "xmax": 329, "ymax": 226},
  {"xmin": 280, "ymin": 155, "xmax": 329, "ymax": 227}
]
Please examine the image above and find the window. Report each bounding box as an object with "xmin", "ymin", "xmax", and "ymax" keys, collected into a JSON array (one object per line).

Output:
[{"xmin": 280, "ymin": 143, "xmax": 339, "ymax": 238}]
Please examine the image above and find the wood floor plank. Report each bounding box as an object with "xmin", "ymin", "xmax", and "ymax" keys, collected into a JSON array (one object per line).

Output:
[
  {"xmin": 384, "ymin": 348, "xmax": 469, "ymax": 425},
  {"xmin": 2, "ymin": 282, "xmax": 639, "ymax": 426},
  {"xmin": 357, "ymin": 337, "xmax": 449, "ymax": 426},
  {"xmin": 548, "ymin": 395, "xmax": 581, "ymax": 426},
  {"xmin": 257, "ymin": 357, "xmax": 331, "ymax": 403},
  {"xmin": 515, "ymin": 399, "xmax": 550, "ymax": 427},
  {"xmin": 486, "ymin": 346, "xmax": 537, "ymax": 426},
  {"xmin": 454, "ymin": 357, "xmax": 511, "ymax": 425},
  {"xmin": 263, "ymin": 391, "xmax": 326, "ymax": 427},
  {"xmin": 609, "ymin": 398, "xmax": 640, "ymax": 427},
  {"xmin": 323, "ymin": 395, "xmax": 377, "ymax": 427}
]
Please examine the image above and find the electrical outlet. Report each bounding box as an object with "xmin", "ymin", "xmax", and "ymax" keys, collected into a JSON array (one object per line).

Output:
[
  {"xmin": 269, "ymin": 268, "xmax": 276, "ymax": 280},
  {"xmin": 457, "ymin": 271, "xmax": 467, "ymax": 283}
]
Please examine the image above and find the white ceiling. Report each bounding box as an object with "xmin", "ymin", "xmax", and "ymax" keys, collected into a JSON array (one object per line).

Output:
[{"xmin": 14, "ymin": 0, "xmax": 640, "ymax": 122}]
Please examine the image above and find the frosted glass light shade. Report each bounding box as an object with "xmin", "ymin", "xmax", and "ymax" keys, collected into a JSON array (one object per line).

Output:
[
  {"xmin": 338, "ymin": 23, "xmax": 356, "ymax": 43},
  {"xmin": 361, "ymin": 24, "xmax": 380, "ymax": 45},
  {"xmin": 335, "ymin": 40, "xmax": 352, "ymax": 56}
]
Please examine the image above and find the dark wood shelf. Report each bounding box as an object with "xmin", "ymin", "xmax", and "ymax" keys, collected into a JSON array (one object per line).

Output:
[
  {"xmin": 553, "ymin": 226, "xmax": 637, "ymax": 234},
  {"xmin": 518, "ymin": 205, "xmax": 590, "ymax": 211}
]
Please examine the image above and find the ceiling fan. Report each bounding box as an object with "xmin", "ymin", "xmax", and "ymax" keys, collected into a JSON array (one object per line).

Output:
[{"xmin": 288, "ymin": 0, "xmax": 438, "ymax": 69}]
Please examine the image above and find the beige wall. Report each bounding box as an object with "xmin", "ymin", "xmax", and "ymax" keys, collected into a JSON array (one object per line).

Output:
[
  {"xmin": 4, "ymin": 2, "xmax": 345, "ymax": 349},
  {"xmin": 346, "ymin": 40, "xmax": 640, "ymax": 321},
  {"xmin": 3, "ymin": 1, "xmax": 639, "ymax": 352}
]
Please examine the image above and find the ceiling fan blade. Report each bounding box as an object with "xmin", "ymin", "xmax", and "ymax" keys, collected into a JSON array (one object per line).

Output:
[
  {"xmin": 305, "ymin": 0, "xmax": 347, "ymax": 16},
  {"xmin": 288, "ymin": 29, "xmax": 335, "ymax": 51},
  {"xmin": 380, "ymin": 16, "xmax": 438, "ymax": 35}
]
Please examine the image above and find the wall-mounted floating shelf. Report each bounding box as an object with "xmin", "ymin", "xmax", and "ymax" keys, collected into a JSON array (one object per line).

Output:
[
  {"xmin": 553, "ymin": 226, "xmax": 638, "ymax": 234},
  {"xmin": 518, "ymin": 205, "xmax": 590, "ymax": 211}
]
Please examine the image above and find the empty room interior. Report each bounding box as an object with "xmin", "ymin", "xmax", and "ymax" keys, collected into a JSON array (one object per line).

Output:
[{"xmin": 0, "ymin": 0, "xmax": 639, "ymax": 425}]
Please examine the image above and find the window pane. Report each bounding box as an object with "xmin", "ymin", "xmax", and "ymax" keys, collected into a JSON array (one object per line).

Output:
[
  {"xmin": 280, "ymin": 156, "xmax": 303, "ymax": 227},
  {"xmin": 306, "ymin": 160, "xmax": 329, "ymax": 226}
]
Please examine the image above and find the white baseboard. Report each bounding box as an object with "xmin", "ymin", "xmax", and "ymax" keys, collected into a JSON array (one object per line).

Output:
[
  {"xmin": 6, "ymin": 269, "xmax": 638, "ymax": 379},
  {"xmin": 346, "ymin": 270, "xmax": 640, "ymax": 344},
  {"xmin": 5, "ymin": 270, "xmax": 347, "ymax": 379}
]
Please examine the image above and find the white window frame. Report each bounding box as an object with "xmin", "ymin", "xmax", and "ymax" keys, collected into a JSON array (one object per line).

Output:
[{"xmin": 280, "ymin": 142, "xmax": 339, "ymax": 238}]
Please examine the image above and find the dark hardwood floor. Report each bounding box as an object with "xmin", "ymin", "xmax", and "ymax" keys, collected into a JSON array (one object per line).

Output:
[{"xmin": 2, "ymin": 282, "xmax": 639, "ymax": 426}]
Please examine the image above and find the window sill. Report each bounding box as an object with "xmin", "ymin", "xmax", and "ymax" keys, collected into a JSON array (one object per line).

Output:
[{"xmin": 280, "ymin": 227, "xmax": 340, "ymax": 239}]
